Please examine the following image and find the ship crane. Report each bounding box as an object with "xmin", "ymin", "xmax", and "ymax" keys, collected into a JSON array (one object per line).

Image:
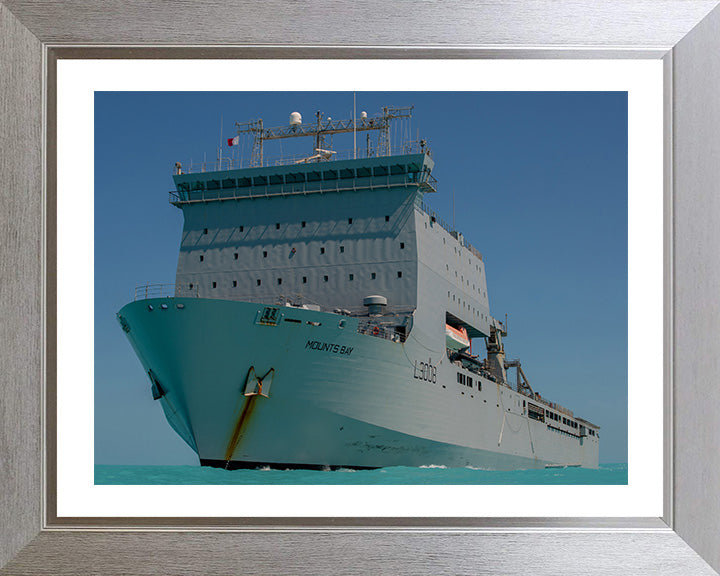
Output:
[
  {"xmin": 503, "ymin": 359, "xmax": 535, "ymax": 397},
  {"xmin": 234, "ymin": 106, "xmax": 415, "ymax": 167}
]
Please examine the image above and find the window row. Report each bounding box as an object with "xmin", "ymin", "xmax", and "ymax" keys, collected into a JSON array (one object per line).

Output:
[
  {"xmin": 200, "ymin": 215, "xmax": 394, "ymax": 236},
  {"xmin": 188, "ymin": 271, "xmax": 404, "ymax": 290},
  {"xmin": 544, "ymin": 409, "xmax": 580, "ymax": 430},
  {"xmin": 195, "ymin": 241, "xmax": 406, "ymax": 262},
  {"xmin": 457, "ymin": 372, "xmax": 481, "ymax": 391}
]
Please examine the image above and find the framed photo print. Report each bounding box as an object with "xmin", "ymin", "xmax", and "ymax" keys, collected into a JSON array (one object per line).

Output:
[{"xmin": 1, "ymin": 1, "xmax": 720, "ymax": 575}]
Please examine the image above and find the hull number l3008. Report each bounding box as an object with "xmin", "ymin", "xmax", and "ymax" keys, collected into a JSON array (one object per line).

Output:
[{"xmin": 414, "ymin": 359, "xmax": 437, "ymax": 383}]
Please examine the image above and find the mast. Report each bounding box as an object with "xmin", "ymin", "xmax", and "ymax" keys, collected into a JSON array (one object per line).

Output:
[{"xmin": 233, "ymin": 106, "xmax": 414, "ymax": 167}]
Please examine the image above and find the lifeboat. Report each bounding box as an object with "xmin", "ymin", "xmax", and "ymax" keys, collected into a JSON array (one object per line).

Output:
[{"xmin": 445, "ymin": 324, "xmax": 470, "ymax": 351}]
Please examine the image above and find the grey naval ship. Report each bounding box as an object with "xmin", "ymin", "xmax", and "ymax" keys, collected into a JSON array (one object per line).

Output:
[{"xmin": 117, "ymin": 105, "xmax": 600, "ymax": 470}]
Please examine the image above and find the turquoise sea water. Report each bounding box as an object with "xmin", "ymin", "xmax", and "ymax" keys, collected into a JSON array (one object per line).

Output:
[{"xmin": 95, "ymin": 462, "xmax": 627, "ymax": 485}]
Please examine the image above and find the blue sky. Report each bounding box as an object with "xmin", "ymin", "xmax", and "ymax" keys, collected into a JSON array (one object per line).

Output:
[{"xmin": 94, "ymin": 91, "xmax": 628, "ymax": 465}]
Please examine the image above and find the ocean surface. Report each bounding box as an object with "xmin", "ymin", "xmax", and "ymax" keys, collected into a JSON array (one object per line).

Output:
[{"xmin": 95, "ymin": 462, "xmax": 627, "ymax": 485}]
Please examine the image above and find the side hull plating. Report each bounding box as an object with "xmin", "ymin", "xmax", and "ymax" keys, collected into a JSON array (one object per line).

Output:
[{"xmin": 118, "ymin": 297, "xmax": 599, "ymax": 470}]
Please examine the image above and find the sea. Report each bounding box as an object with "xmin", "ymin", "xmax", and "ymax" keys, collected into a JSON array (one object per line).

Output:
[{"xmin": 95, "ymin": 462, "xmax": 626, "ymax": 485}]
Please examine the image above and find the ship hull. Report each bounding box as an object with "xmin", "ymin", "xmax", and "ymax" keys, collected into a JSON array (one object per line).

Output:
[{"xmin": 118, "ymin": 297, "xmax": 599, "ymax": 471}]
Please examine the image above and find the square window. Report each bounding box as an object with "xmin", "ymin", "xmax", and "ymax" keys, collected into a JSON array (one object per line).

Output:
[
  {"xmin": 397, "ymin": 271, "xmax": 402, "ymax": 278},
  {"xmin": 323, "ymin": 275, "xmax": 328, "ymax": 282},
  {"xmin": 257, "ymin": 279, "xmax": 261, "ymax": 286},
  {"xmin": 232, "ymin": 280, "xmax": 237, "ymax": 287},
  {"xmin": 371, "ymin": 272, "xmax": 376, "ymax": 280},
  {"xmin": 302, "ymin": 276, "xmax": 307, "ymax": 284},
  {"xmin": 263, "ymin": 251, "xmax": 268, "ymax": 258},
  {"xmin": 400, "ymin": 242, "xmax": 405, "ymax": 249},
  {"xmin": 349, "ymin": 274, "xmax": 354, "ymax": 281},
  {"xmin": 234, "ymin": 253, "xmax": 238, "ymax": 260}
]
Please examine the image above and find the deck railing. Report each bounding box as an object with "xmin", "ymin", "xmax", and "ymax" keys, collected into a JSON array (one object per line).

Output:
[
  {"xmin": 418, "ymin": 201, "xmax": 483, "ymax": 260},
  {"xmin": 175, "ymin": 144, "xmax": 429, "ymax": 174}
]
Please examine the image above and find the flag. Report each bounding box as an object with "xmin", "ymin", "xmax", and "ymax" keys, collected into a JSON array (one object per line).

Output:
[{"xmin": 227, "ymin": 136, "xmax": 239, "ymax": 146}]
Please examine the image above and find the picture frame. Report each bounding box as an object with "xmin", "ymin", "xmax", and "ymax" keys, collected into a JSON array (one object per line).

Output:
[{"xmin": 1, "ymin": 1, "xmax": 719, "ymax": 574}]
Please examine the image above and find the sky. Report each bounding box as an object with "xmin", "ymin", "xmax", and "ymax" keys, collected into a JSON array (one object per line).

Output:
[{"xmin": 94, "ymin": 91, "xmax": 628, "ymax": 465}]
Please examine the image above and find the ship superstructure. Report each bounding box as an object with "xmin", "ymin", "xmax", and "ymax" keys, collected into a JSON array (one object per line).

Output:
[{"xmin": 118, "ymin": 106, "xmax": 600, "ymax": 470}]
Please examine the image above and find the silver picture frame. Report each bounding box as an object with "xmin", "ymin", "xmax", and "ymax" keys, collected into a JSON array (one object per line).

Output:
[{"xmin": 2, "ymin": 1, "xmax": 720, "ymax": 574}]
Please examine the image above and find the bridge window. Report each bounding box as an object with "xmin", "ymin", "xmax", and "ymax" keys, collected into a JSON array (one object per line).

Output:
[
  {"xmin": 234, "ymin": 253, "xmax": 238, "ymax": 260},
  {"xmin": 400, "ymin": 242, "xmax": 405, "ymax": 249},
  {"xmin": 397, "ymin": 271, "xmax": 403, "ymax": 278},
  {"xmin": 385, "ymin": 215, "xmax": 390, "ymax": 222},
  {"xmin": 349, "ymin": 274, "xmax": 354, "ymax": 281},
  {"xmin": 340, "ymin": 246, "xmax": 345, "ymax": 253},
  {"xmin": 257, "ymin": 279, "xmax": 261, "ymax": 286},
  {"xmin": 320, "ymin": 247, "xmax": 325, "ymax": 255},
  {"xmin": 302, "ymin": 276, "xmax": 307, "ymax": 284},
  {"xmin": 199, "ymin": 255, "xmax": 204, "ymax": 262},
  {"xmin": 276, "ymin": 222, "xmax": 280, "ymax": 229},
  {"xmin": 203, "ymin": 228, "xmax": 208, "ymax": 234},
  {"xmin": 212, "ymin": 282, "xmax": 216, "ymax": 289},
  {"xmin": 323, "ymin": 275, "xmax": 329, "ymax": 282},
  {"xmin": 239, "ymin": 226, "xmax": 244, "ymax": 232},
  {"xmin": 232, "ymin": 280, "xmax": 237, "ymax": 287},
  {"xmin": 348, "ymin": 218, "xmax": 353, "ymax": 224},
  {"xmin": 371, "ymin": 272, "xmax": 376, "ymax": 280},
  {"xmin": 302, "ymin": 221, "xmax": 306, "ymax": 228},
  {"xmin": 263, "ymin": 251, "xmax": 267, "ymax": 258},
  {"xmin": 189, "ymin": 283, "xmax": 193, "ymax": 290},
  {"xmin": 277, "ymin": 278, "xmax": 282, "ymax": 285}
]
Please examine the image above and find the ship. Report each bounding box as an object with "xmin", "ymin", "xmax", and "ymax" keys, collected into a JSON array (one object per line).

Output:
[{"xmin": 117, "ymin": 105, "xmax": 600, "ymax": 471}]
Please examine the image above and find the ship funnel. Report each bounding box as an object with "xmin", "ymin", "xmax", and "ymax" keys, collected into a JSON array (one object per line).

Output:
[
  {"xmin": 363, "ymin": 295, "xmax": 387, "ymax": 316},
  {"xmin": 289, "ymin": 111, "xmax": 302, "ymax": 126}
]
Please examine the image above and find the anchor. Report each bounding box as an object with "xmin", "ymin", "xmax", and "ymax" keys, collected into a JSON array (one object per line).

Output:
[{"xmin": 243, "ymin": 366, "xmax": 274, "ymax": 398}]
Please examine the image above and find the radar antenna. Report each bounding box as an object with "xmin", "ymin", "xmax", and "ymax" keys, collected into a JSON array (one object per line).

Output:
[{"xmin": 234, "ymin": 106, "xmax": 415, "ymax": 167}]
